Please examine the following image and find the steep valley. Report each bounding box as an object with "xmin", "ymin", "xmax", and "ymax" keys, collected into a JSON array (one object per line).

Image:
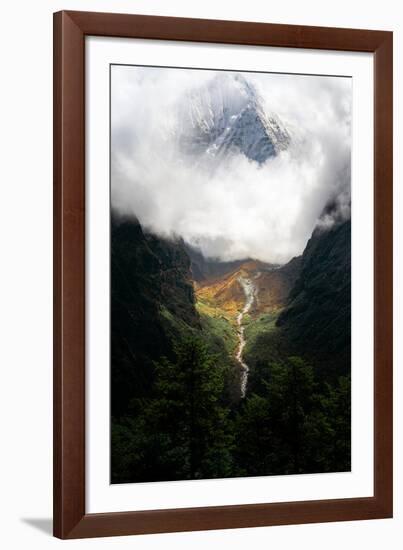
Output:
[
  {"xmin": 110, "ymin": 68, "xmax": 352, "ymax": 484},
  {"xmin": 194, "ymin": 259, "xmax": 300, "ymax": 395},
  {"xmin": 111, "ymin": 216, "xmax": 351, "ymax": 482},
  {"xmin": 193, "ymin": 220, "xmax": 350, "ymax": 394}
]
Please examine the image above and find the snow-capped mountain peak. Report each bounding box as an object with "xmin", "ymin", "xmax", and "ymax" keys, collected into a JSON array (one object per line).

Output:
[{"xmin": 176, "ymin": 72, "xmax": 291, "ymax": 164}]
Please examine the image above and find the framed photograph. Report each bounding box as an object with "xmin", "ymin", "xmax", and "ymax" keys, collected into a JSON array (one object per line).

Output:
[{"xmin": 53, "ymin": 10, "xmax": 393, "ymax": 539}]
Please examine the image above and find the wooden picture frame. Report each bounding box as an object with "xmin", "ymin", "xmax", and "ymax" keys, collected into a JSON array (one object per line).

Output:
[{"xmin": 53, "ymin": 10, "xmax": 393, "ymax": 539}]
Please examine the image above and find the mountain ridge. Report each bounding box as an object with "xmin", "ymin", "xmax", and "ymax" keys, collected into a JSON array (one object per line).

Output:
[{"xmin": 177, "ymin": 72, "xmax": 291, "ymax": 164}]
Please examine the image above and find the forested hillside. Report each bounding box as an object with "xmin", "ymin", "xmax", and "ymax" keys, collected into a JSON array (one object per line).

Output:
[{"xmin": 111, "ymin": 216, "xmax": 351, "ymax": 483}]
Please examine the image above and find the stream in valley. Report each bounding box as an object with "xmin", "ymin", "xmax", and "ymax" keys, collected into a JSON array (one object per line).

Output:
[{"xmin": 236, "ymin": 276, "xmax": 258, "ymax": 397}]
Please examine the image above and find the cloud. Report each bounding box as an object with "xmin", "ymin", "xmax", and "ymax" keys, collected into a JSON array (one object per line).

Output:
[{"xmin": 111, "ymin": 65, "xmax": 351, "ymax": 264}]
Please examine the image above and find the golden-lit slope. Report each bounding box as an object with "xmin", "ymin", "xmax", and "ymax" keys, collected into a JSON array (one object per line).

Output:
[
  {"xmin": 195, "ymin": 259, "xmax": 300, "ymax": 323},
  {"xmin": 195, "ymin": 269, "xmax": 245, "ymax": 323}
]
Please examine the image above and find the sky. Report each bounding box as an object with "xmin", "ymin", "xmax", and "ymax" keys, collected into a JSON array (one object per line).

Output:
[{"xmin": 111, "ymin": 65, "xmax": 351, "ymax": 264}]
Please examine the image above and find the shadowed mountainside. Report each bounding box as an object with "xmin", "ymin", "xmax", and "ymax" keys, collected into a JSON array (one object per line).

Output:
[
  {"xmin": 111, "ymin": 216, "xmax": 199, "ymax": 417},
  {"xmin": 244, "ymin": 220, "xmax": 351, "ymax": 388},
  {"xmin": 277, "ymin": 219, "xmax": 351, "ymax": 379}
]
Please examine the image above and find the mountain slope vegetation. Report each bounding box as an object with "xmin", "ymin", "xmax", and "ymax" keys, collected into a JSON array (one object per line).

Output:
[{"xmin": 111, "ymin": 216, "xmax": 351, "ymax": 482}]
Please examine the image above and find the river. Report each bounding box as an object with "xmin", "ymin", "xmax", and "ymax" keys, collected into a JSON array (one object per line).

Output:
[{"xmin": 236, "ymin": 276, "xmax": 257, "ymax": 397}]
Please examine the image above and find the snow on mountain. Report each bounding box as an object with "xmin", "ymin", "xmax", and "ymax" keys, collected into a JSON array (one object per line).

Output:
[{"xmin": 175, "ymin": 72, "xmax": 291, "ymax": 164}]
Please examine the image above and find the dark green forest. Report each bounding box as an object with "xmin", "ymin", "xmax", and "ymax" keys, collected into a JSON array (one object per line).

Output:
[{"xmin": 111, "ymin": 216, "xmax": 351, "ymax": 483}]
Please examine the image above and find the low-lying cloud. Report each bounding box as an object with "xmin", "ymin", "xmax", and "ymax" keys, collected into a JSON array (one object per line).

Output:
[{"xmin": 111, "ymin": 66, "xmax": 351, "ymax": 264}]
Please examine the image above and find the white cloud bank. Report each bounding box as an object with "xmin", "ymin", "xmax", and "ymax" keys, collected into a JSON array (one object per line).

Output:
[{"xmin": 111, "ymin": 65, "xmax": 351, "ymax": 264}]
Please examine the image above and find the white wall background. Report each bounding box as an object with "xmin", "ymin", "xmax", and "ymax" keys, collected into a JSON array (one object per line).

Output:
[{"xmin": 0, "ymin": 0, "xmax": 400, "ymax": 548}]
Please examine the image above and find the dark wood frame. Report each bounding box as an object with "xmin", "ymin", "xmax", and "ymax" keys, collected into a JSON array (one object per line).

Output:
[{"xmin": 53, "ymin": 10, "xmax": 393, "ymax": 539}]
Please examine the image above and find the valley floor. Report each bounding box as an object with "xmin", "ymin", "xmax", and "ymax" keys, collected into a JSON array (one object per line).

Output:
[{"xmin": 195, "ymin": 261, "xmax": 286, "ymax": 398}]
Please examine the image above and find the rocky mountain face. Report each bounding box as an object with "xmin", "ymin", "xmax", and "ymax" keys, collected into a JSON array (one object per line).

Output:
[{"xmin": 176, "ymin": 73, "xmax": 291, "ymax": 164}]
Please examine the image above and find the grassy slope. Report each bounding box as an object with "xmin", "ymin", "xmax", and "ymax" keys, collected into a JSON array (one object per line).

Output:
[
  {"xmin": 196, "ymin": 299, "xmax": 238, "ymax": 355},
  {"xmin": 244, "ymin": 311, "xmax": 279, "ymax": 354},
  {"xmin": 196, "ymin": 281, "xmax": 286, "ymax": 380}
]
